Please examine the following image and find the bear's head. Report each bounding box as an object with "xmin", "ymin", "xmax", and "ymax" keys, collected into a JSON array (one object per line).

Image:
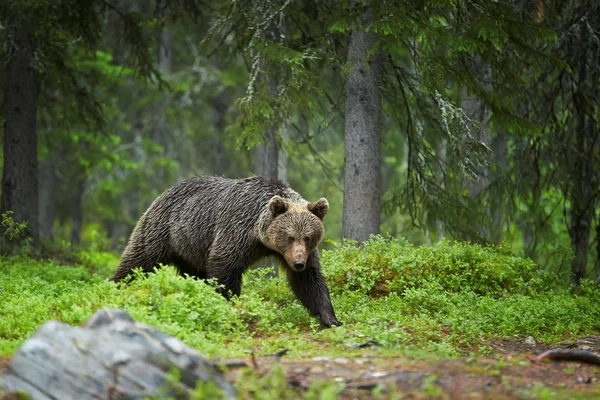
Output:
[{"xmin": 265, "ymin": 196, "xmax": 328, "ymax": 272}]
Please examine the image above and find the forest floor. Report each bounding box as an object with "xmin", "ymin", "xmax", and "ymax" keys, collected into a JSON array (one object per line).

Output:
[
  {"xmin": 1, "ymin": 335, "xmax": 599, "ymax": 399},
  {"xmin": 2, "ymin": 246, "xmax": 599, "ymax": 399},
  {"xmin": 222, "ymin": 335, "xmax": 600, "ymax": 399}
]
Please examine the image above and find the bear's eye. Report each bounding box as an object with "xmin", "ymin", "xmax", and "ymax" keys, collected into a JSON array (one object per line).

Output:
[
  {"xmin": 287, "ymin": 235, "xmax": 295, "ymax": 243},
  {"xmin": 304, "ymin": 236, "xmax": 311, "ymax": 243}
]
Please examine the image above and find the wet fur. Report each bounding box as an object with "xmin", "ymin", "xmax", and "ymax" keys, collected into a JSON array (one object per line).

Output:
[{"xmin": 111, "ymin": 176, "xmax": 340, "ymax": 327}]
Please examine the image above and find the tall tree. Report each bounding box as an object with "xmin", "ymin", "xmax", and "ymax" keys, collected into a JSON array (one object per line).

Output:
[
  {"xmin": 254, "ymin": 76, "xmax": 279, "ymax": 178},
  {"xmin": 1, "ymin": 14, "xmax": 39, "ymax": 244},
  {"xmin": 342, "ymin": 2, "xmax": 383, "ymax": 243},
  {"xmin": 38, "ymin": 161, "xmax": 57, "ymax": 238},
  {"xmin": 499, "ymin": 0, "xmax": 600, "ymax": 284},
  {"xmin": 2, "ymin": 0, "xmax": 162, "ymax": 249}
]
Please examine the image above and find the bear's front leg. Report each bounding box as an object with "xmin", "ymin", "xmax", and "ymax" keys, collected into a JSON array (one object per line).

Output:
[
  {"xmin": 286, "ymin": 251, "xmax": 340, "ymax": 328},
  {"xmin": 204, "ymin": 244, "xmax": 248, "ymax": 299}
]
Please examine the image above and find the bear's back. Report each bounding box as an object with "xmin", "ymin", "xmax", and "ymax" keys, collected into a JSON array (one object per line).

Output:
[{"xmin": 165, "ymin": 176, "xmax": 303, "ymax": 266}]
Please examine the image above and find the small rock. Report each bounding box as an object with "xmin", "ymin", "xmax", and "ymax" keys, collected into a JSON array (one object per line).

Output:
[
  {"xmin": 525, "ymin": 336, "xmax": 536, "ymax": 345},
  {"xmin": 579, "ymin": 345, "xmax": 592, "ymax": 351},
  {"xmin": 312, "ymin": 356, "xmax": 330, "ymax": 362},
  {"xmin": 368, "ymin": 372, "xmax": 388, "ymax": 378},
  {"xmin": 333, "ymin": 357, "xmax": 350, "ymax": 364},
  {"xmin": 576, "ymin": 375, "xmax": 592, "ymax": 384},
  {"xmin": 350, "ymin": 339, "xmax": 380, "ymax": 349}
]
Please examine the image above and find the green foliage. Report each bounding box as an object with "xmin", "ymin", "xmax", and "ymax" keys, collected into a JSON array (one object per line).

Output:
[
  {"xmin": 323, "ymin": 235, "xmax": 549, "ymax": 298},
  {"xmin": 0, "ymin": 212, "xmax": 34, "ymax": 256},
  {"xmin": 235, "ymin": 364, "xmax": 295, "ymax": 399},
  {"xmin": 1, "ymin": 238, "xmax": 600, "ymax": 398},
  {"xmin": 1, "ymin": 211, "xmax": 28, "ymax": 241},
  {"xmin": 2, "ymin": 238, "xmax": 599, "ymax": 362}
]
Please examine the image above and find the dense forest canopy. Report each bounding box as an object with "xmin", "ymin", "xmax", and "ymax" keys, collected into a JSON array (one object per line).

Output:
[{"xmin": 0, "ymin": 0, "xmax": 598, "ymax": 285}]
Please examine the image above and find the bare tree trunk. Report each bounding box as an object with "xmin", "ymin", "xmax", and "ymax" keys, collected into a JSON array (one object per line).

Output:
[
  {"xmin": 1, "ymin": 15, "xmax": 39, "ymax": 245},
  {"xmin": 278, "ymin": 127, "xmax": 289, "ymax": 183},
  {"xmin": 569, "ymin": 117, "xmax": 594, "ymax": 286},
  {"xmin": 211, "ymin": 91, "xmax": 228, "ymax": 175},
  {"xmin": 462, "ymin": 76, "xmax": 496, "ymax": 242},
  {"xmin": 70, "ymin": 177, "xmax": 86, "ymax": 246},
  {"xmin": 569, "ymin": 27, "xmax": 595, "ymax": 286},
  {"xmin": 151, "ymin": 29, "xmax": 172, "ymax": 186},
  {"xmin": 254, "ymin": 78, "xmax": 279, "ymax": 179},
  {"xmin": 436, "ymin": 139, "xmax": 446, "ymax": 241},
  {"xmin": 38, "ymin": 161, "xmax": 57, "ymax": 238},
  {"xmin": 596, "ymin": 214, "xmax": 600, "ymax": 277},
  {"xmin": 489, "ymin": 132, "xmax": 507, "ymax": 244},
  {"xmin": 255, "ymin": 128, "xmax": 278, "ymax": 178},
  {"xmin": 158, "ymin": 29, "xmax": 171, "ymax": 73},
  {"xmin": 342, "ymin": 2, "xmax": 382, "ymax": 243}
]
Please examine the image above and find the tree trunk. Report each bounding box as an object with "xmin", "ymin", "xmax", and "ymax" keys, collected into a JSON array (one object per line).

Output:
[
  {"xmin": 595, "ymin": 214, "xmax": 600, "ymax": 276},
  {"xmin": 278, "ymin": 127, "xmax": 289, "ymax": 183},
  {"xmin": 342, "ymin": 3, "xmax": 382, "ymax": 243},
  {"xmin": 255, "ymin": 128, "xmax": 278, "ymax": 178},
  {"xmin": 569, "ymin": 27, "xmax": 595, "ymax": 286},
  {"xmin": 70, "ymin": 177, "xmax": 86, "ymax": 246},
  {"xmin": 151, "ymin": 29, "xmax": 172, "ymax": 187},
  {"xmin": 462, "ymin": 67, "xmax": 497, "ymax": 243},
  {"xmin": 489, "ymin": 132, "xmax": 507, "ymax": 244},
  {"xmin": 254, "ymin": 78, "xmax": 279, "ymax": 179},
  {"xmin": 38, "ymin": 161, "xmax": 57, "ymax": 238},
  {"xmin": 436, "ymin": 139, "xmax": 446, "ymax": 241},
  {"xmin": 211, "ymin": 91, "xmax": 229, "ymax": 175},
  {"xmin": 1, "ymin": 15, "xmax": 39, "ymax": 245},
  {"xmin": 569, "ymin": 116, "xmax": 594, "ymax": 286}
]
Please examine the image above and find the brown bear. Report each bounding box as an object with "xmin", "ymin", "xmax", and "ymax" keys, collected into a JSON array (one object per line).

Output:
[{"xmin": 111, "ymin": 176, "xmax": 340, "ymax": 327}]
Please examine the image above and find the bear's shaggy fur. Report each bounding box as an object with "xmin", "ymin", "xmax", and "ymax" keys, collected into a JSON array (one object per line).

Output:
[{"xmin": 111, "ymin": 176, "xmax": 340, "ymax": 327}]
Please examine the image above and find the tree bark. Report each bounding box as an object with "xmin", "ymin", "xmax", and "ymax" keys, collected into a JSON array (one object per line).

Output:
[
  {"xmin": 596, "ymin": 214, "xmax": 600, "ymax": 276},
  {"xmin": 211, "ymin": 91, "xmax": 229, "ymax": 175},
  {"xmin": 151, "ymin": 29, "xmax": 172, "ymax": 187},
  {"xmin": 255, "ymin": 128, "xmax": 278, "ymax": 178},
  {"xmin": 254, "ymin": 78, "xmax": 279, "ymax": 179},
  {"xmin": 1, "ymin": 15, "xmax": 39, "ymax": 245},
  {"xmin": 278, "ymin": 127, "xmax": 289, "ymax": 183},
  {"xmin": 569, "ymin": 116, "xmax": 594, "ymax": 286},
  {"xmin": 70, "ymin": 177, "xmax": 86, "ymax": 246},
  {"xmin": 569, "ymin": 26, "xmax": 595, "ymax": 286},
  {"xmin": 342, "ymin": 3, "xmax": 383, "ymax": 243},
  {"xmin": 38, "ymin": 161, "xmax": 57, "ymax": 238}
]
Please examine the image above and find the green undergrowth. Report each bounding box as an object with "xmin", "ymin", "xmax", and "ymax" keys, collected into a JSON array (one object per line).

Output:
[{"xmin": 1, "ymin": 235, "xmax": 599, "ymax": 361}]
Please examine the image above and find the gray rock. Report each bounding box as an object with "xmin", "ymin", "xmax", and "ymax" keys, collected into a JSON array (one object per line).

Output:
[
  {"xmin": 525, "ymin": 336, "xmax": 536, "ymax": 345},
  {"xmin": 1, "ymin": 308, "xmax": 236, "ymax": 399}
]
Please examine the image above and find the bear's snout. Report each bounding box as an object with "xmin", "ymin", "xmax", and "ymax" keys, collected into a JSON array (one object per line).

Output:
[
  {"xmin": 293, "ymin": 260, "xmax": 305, "ymax": 270},
  {"xmin": 285, "ymin": 243, "xmax": 308, "ymax": 271}
]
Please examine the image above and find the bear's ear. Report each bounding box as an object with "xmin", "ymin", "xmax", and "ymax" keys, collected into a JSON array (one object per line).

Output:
[
  {"xmin": 269, "ymin": 196, "xmax": 288, "ymax": 217},
  {"xmin": 308, "ymin": 198, "xmax": 329, "ymax": 220}
]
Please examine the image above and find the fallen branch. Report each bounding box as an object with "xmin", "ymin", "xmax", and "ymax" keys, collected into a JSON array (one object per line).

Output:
[{"xmin": 533, "ymin": 349, "xmax": 600, "ymax": 366}]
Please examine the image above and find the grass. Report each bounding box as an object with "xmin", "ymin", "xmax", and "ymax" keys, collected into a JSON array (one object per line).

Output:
[{"xmin": 1, "ymin": 235, "xmax": 599, "ymax": 398}]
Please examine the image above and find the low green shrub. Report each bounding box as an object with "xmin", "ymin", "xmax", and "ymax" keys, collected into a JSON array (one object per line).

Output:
[
  {"xmin": 1, "ymin": 235, "xmax": 599, "ymax": 359},
  {"xmin": 322, "ymin": 235, "xmax": 550, "ymax": 298}
]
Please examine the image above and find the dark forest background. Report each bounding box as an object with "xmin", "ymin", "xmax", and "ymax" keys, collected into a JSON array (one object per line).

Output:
[{"xmin": 1, "ymin": 0, "xmax": 598, "ymax": 286}]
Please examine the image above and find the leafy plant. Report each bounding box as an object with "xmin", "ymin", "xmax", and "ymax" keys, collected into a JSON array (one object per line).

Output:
[{"xmin": 1, "ymin": 211, "xmax": 28, "ymax": 241}]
